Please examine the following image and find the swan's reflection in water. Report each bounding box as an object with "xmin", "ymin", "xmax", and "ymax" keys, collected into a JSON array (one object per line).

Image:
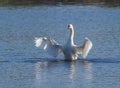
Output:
[
  {"xmin": 34, "ymin": 60, "xmax": 93, "ymax": 88},
  {"xmin": 35, "ymin": 62, "xmax": 48, "ymax": 81},
  {"xmin": 83, "ymin": 61, "xmax": 93, "ymax": 80},
  {"xmin": 69, "ymin": 61, "xmax": 92, "ymax": 80},
  {"xmin": 69, "ymin": 61, "xmax": 75, "ymax": 80}
]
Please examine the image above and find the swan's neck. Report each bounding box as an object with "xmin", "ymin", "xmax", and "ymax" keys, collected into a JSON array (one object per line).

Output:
[{"xmin": 69, "ymin": 28, "xmax": 74, "ymax": 45}]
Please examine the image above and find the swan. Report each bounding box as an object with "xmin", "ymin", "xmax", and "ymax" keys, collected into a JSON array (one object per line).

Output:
[{"xmin": 34, "ymin": 24, "xmax": 92, "ymax": 61}]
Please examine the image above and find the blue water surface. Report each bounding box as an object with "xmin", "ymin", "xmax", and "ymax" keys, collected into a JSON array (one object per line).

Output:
[{"xmin": 0, "ymin": 5, "xmax": 120, "ymax": 88}]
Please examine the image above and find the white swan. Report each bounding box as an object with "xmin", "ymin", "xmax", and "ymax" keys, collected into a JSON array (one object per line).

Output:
[{"xmin": 35, "ymin": 24, "xmax": 92, "ymax": 61}]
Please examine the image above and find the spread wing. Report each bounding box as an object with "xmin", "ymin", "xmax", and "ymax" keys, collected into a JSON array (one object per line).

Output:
[
  {"xmin": 76, "ymin": 37, "xmax": 93, "ymax": 59},
  {"xmin": 34, "ymin": 37, "xmax": 62, "ymax": 57}
]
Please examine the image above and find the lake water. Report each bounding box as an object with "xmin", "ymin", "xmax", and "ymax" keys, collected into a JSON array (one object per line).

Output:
[{"xmin": 0, "ymin": 2, "xmax": 120, "ymax": 88}]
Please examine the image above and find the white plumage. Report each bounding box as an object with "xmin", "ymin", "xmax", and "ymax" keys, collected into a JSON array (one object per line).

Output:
[{"xmin": 35, "ymin": 24, "xmax": 92, "ymax": 61}]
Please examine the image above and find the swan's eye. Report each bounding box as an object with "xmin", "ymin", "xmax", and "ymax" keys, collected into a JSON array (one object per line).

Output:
[
  {"xmin": 68, "ymin": 25, "xmax": 70, "ymax": 28},
  {"xmin": 68, "ymin": 24, "xmax": 71, "ymax": 29}
]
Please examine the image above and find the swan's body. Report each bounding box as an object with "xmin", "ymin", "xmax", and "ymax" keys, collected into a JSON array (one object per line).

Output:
[{"xmin": 35, "ymin": 24, "xmax": 92, "ymax": 61}]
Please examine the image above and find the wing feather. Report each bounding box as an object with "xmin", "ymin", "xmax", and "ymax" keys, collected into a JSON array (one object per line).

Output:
[
  {"xmin": 34, "ymin": 37, "xmax": 62, "ymax": 57},
  {"xmin": 77, "ymin": 37, "xmax": 92, "ymax": 59}
]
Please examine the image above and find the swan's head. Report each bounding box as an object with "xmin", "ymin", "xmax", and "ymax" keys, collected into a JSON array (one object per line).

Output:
[{"xmin": 68, "ymin": 24, "xmax": 74, "ymax": 30}]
